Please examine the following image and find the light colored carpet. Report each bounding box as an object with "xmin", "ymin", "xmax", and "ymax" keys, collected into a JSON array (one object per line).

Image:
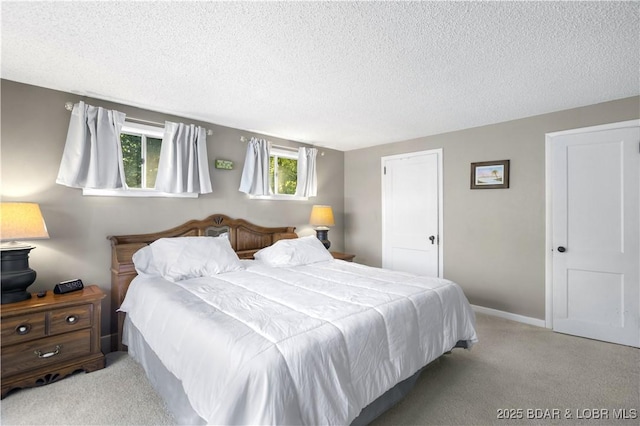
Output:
[
  {"xmin": 1, "ymin": 313, "xmax": 638, "ymax": 425},
  {"xmin": 372, "ymin": 314, "xmax": 639, "ymax": 425},
  {"xmin": 0, "ymin": 351, "xmax": 175, "ymax": 425}
]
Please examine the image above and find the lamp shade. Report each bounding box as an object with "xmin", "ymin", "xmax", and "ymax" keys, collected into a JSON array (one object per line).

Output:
[
  {"xmin": 309, "ymin": 205, "xmax": 335, "ymax": 227},
  {"xmin": 0, "ymin": 203, "xmax": 49, "ymax": 242}
]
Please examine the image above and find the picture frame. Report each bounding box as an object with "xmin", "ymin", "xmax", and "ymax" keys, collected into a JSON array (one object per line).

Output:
[
  {"xmin": 215, "ymin": 159, "xmax": 234, "ymax": 170},
  {"xmin": 470, "ymin": 160, "xmax": 510, "ymax": 189}
]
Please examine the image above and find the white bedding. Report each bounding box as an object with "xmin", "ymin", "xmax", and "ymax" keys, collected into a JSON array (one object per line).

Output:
[{"xmin": 120, "ymin": 259, "xmax": 478, "ymax": 425}]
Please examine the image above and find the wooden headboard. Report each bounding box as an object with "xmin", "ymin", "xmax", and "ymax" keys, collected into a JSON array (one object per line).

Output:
[{"xmin": 107, "ymin": 214, "xmax": 297, "ymax": 351}]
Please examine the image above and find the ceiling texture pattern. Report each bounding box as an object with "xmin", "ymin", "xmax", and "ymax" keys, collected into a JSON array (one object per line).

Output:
[{"xmin": 1, "ymin": 1, "xmax": 638, "ymax": 151}]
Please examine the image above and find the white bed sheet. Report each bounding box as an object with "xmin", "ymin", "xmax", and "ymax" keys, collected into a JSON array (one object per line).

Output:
[{"xmin": 120, "ymin": 259, "xmax": 478, "ymax": 425}]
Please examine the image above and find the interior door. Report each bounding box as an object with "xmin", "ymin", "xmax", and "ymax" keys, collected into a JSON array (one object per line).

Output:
[
  {"xmin": 382, "ymin": 150, "xmax": 442, "ymax": 277},
  {"xmin": 551, "ymin": 124, "xmax": 639, "ymax": 347}
]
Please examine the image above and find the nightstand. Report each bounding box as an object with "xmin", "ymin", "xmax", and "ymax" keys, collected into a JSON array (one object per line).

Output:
[
  {"xmin": 331, "ymin": 251, "xmax": 356, "ymax": 262},
  {"xmin": 1, "ymin": 285, "xmax": 105, "ymax": 398}
]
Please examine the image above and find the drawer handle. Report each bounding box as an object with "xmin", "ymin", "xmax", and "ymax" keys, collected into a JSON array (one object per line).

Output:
[
  {"xmin": 16, "ymin": 324, "xmax": 32, "ymax": 335},
  {"xmin": 66, "ymin": 315, "xmax": 79, "ymax": 324},
  {"xmin": 34, "ymin": 345, "xmax": 62, "ymax": 359}
]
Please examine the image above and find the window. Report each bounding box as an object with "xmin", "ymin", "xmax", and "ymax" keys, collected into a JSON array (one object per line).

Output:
[
  {"xmin": 82, "ymin": 121, "xmax": 196, "ymax": 198},
  {"xmin": 249, "ymin": 146, "xmax": 306, "ymax": 200},
  {"xmin": 120, "ymin": 123, "xmax": 163, "ymax": 189},
  {"xmin": 269, "ymin": 147, "xmax": 298, "ymax": 196}
]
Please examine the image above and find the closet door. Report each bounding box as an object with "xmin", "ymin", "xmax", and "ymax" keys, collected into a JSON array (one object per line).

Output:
[
  {"xmin": 382, "ymin": 149, "xmax": 443, "ymax": 277},
  {"xmin": 550, "ymin": 123, "xmax": 639, "ymax": 347}
]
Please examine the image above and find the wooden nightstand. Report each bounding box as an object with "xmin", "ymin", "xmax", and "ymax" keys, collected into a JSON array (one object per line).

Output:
[
  {"xmin": 0, "ymin": 285, "xmax": 105, "ymax": 398},
  {"xmin": 331, "ymin": 251, "xmax": 356, "ymax": 262}
]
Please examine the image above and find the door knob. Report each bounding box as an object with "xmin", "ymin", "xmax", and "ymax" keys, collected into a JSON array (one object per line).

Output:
[
  {"xmin": 429, "ymin": 236, "xmax": 436, "ymax": 244},
  {"xmin": 557, "ymin": 246, "xmax": 566, "ymax": 253}
]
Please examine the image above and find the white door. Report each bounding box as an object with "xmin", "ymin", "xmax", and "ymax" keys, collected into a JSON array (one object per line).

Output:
[
  {"xmin": 382, "ymin": 150, "xmax": 443, "ymax": 277},
  {"xmin": 550, "ymin": 123, "xmax": 639, "ymax": 347}
]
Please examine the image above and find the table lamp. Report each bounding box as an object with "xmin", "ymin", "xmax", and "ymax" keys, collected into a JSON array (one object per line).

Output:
[
  {"xmin": 0, "ymin": 203, "xmax": 49, "ymax": 304},
  {"xmin": 309, "ymin": 205, "xmax": 335, "ymax": 249}
]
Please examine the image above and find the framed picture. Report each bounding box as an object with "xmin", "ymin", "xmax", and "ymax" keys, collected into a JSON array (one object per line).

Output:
[{"xmin": 470, "ymin": 160, "xmax": 510, "ymax": 189}]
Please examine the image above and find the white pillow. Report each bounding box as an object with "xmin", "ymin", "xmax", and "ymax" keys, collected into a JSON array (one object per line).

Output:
[
  {"xmin": 132, "ymin": 236, "xmax": 244, "ymax": 281},
  {"xmin": 131, "ymin": 245, "xmax": 158, "ymax": 277},
  {"xmin": 254, "ymin": 235, "xmax": 333, "ymax": 267}
]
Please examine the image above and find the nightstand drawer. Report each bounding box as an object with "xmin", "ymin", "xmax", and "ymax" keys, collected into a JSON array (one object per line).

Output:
[
  {"xmin": 49, "ymin": 304, "xmax": 92, "ymax": 335},
  {"xmin": 1, "ymin": 285, "xmax": 105, "ymax": 398},
  {"xmin": 0, "ymin": 312, "xmax": 47, "ymax": 346},
  {"xmin": 1, "ymin": 329, "xmax": 92, "ymax": 377}
]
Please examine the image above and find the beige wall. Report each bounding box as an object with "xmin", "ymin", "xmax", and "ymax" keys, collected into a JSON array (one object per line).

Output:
[
  {"xmin": 0, "ymin": 80, "xmax": 345, "ymax": 343},
  {"xmin": 345, "ymin": 96, "xmax": 639, "ymax": 320},
  {"xmin": 2, "ymin": 78, "xmax": 637, "ymax": 335}
]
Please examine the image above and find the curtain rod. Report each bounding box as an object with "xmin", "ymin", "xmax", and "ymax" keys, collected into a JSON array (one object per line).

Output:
[
  {"xmin": 240, "ymin": 136, "xmax": 324, "ymax": 156},
  {"xmin": 240, "ymin": 136, "xmax": 293, "ymax": 150},
  {"xmin": 126, "ymin": 117, "xmax": 164, "ymax": 127},
  {"xmin": 64, "ymin": 101, "xmax": 213, "ymax": 136}
]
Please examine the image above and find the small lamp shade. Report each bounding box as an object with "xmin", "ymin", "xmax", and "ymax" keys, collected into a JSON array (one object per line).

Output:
[
  {"xmin": 309, "ymin": 205, "xmax": 334, "ymax": 250},
  {"xmin": 309, "ymin": 205, "xmax": 335, "ymax": 228},
  {"xmin": 1, "ymin": 203, "xmax": 49, "ymax": 243},
  {"xmin": 1, "ymin": 203, "xmax": 49, "ymax": 304}
]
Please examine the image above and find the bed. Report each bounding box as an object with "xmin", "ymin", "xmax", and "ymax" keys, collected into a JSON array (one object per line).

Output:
[{"xmin": 108, "ymin": 214, "xmax": 477, "ymax": 425}]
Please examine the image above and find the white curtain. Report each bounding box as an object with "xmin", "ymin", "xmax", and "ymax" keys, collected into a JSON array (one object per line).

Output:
[
  {"xmin": 155, "ymin": 121, "xmax": 213, "ymax": 194},
  {"xmin": 295, "ymin": 147, "xmax": 318, "ymax": 197},
  {"xmin": 56, "ymin": 101, "xmax": 126, "ymax": 189},
  {"xmin": 239, "ymin": 137, "xmax": 270, "ymax": 195}
]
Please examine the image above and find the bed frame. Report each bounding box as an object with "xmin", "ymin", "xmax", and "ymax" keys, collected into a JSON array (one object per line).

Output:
[{"xmin": 107, "ymin": 214, "xmax": 297, "ymax": 351}]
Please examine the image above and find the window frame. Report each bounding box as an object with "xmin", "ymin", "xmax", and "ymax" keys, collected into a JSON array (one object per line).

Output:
[{"xmin": 82, "ymin": 121, "xmax": 197, "ymax": 198}]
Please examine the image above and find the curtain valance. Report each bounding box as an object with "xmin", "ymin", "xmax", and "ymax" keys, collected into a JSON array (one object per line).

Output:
[
  {"xmin": 155, "ymin": 121, "xmax": 213, "ymax": 194},
  {"xmin": 56, "ymin": 101, "xmax": 126, "ymax": 189},
  {"xmin": 295, "ymin": 147, "xmax": 318, "ymax": 197},
  {"xmin": 239, "ymin": 137, "xmax": 270, "ymax": 196}
]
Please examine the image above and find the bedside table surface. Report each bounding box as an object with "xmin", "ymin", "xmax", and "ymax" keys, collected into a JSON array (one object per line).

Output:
[
  {"xmin": 0, "ymin": 285, "xmax": 104, "ymax": 315},
  {"xmin": 331, "ymin": 251, "xmax": 356, "ymax": 261}
]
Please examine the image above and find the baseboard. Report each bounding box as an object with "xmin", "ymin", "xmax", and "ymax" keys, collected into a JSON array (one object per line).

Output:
[{"xmin": 471, "ymin": 304, "xmax": 546, "ymax": 328}]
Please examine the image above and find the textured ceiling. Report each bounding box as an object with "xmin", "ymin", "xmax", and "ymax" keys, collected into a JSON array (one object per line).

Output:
[{"xmin": 1, "ymin": 1, "xmax": 638, "ymax": 151}]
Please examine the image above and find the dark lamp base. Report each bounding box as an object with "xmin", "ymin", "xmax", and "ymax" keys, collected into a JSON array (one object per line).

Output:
[
  {"xmin": 315, "ymin": 229, "xmax": 331, "ymax": 250},
  {"xmin": 1, "ymin": 289, "xmax": 32, "ymax": 304},
  {"xmin": 1, "ymin": 248, "xmax": 37, "ymax": 304}
]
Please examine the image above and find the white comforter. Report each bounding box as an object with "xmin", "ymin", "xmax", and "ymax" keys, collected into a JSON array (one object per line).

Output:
[{"xmin": 120, "ymin": 260, "xmax": 478, "ymax": 425}]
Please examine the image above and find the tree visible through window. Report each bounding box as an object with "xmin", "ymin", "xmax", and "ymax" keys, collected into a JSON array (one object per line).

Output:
[
  {"xmin": 269, "ymin": 149, "xmax": 298, "ymax": 195},
  {"xmin": 120, "ymin": 130, "xmax": 162, "ymax": 189}
]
